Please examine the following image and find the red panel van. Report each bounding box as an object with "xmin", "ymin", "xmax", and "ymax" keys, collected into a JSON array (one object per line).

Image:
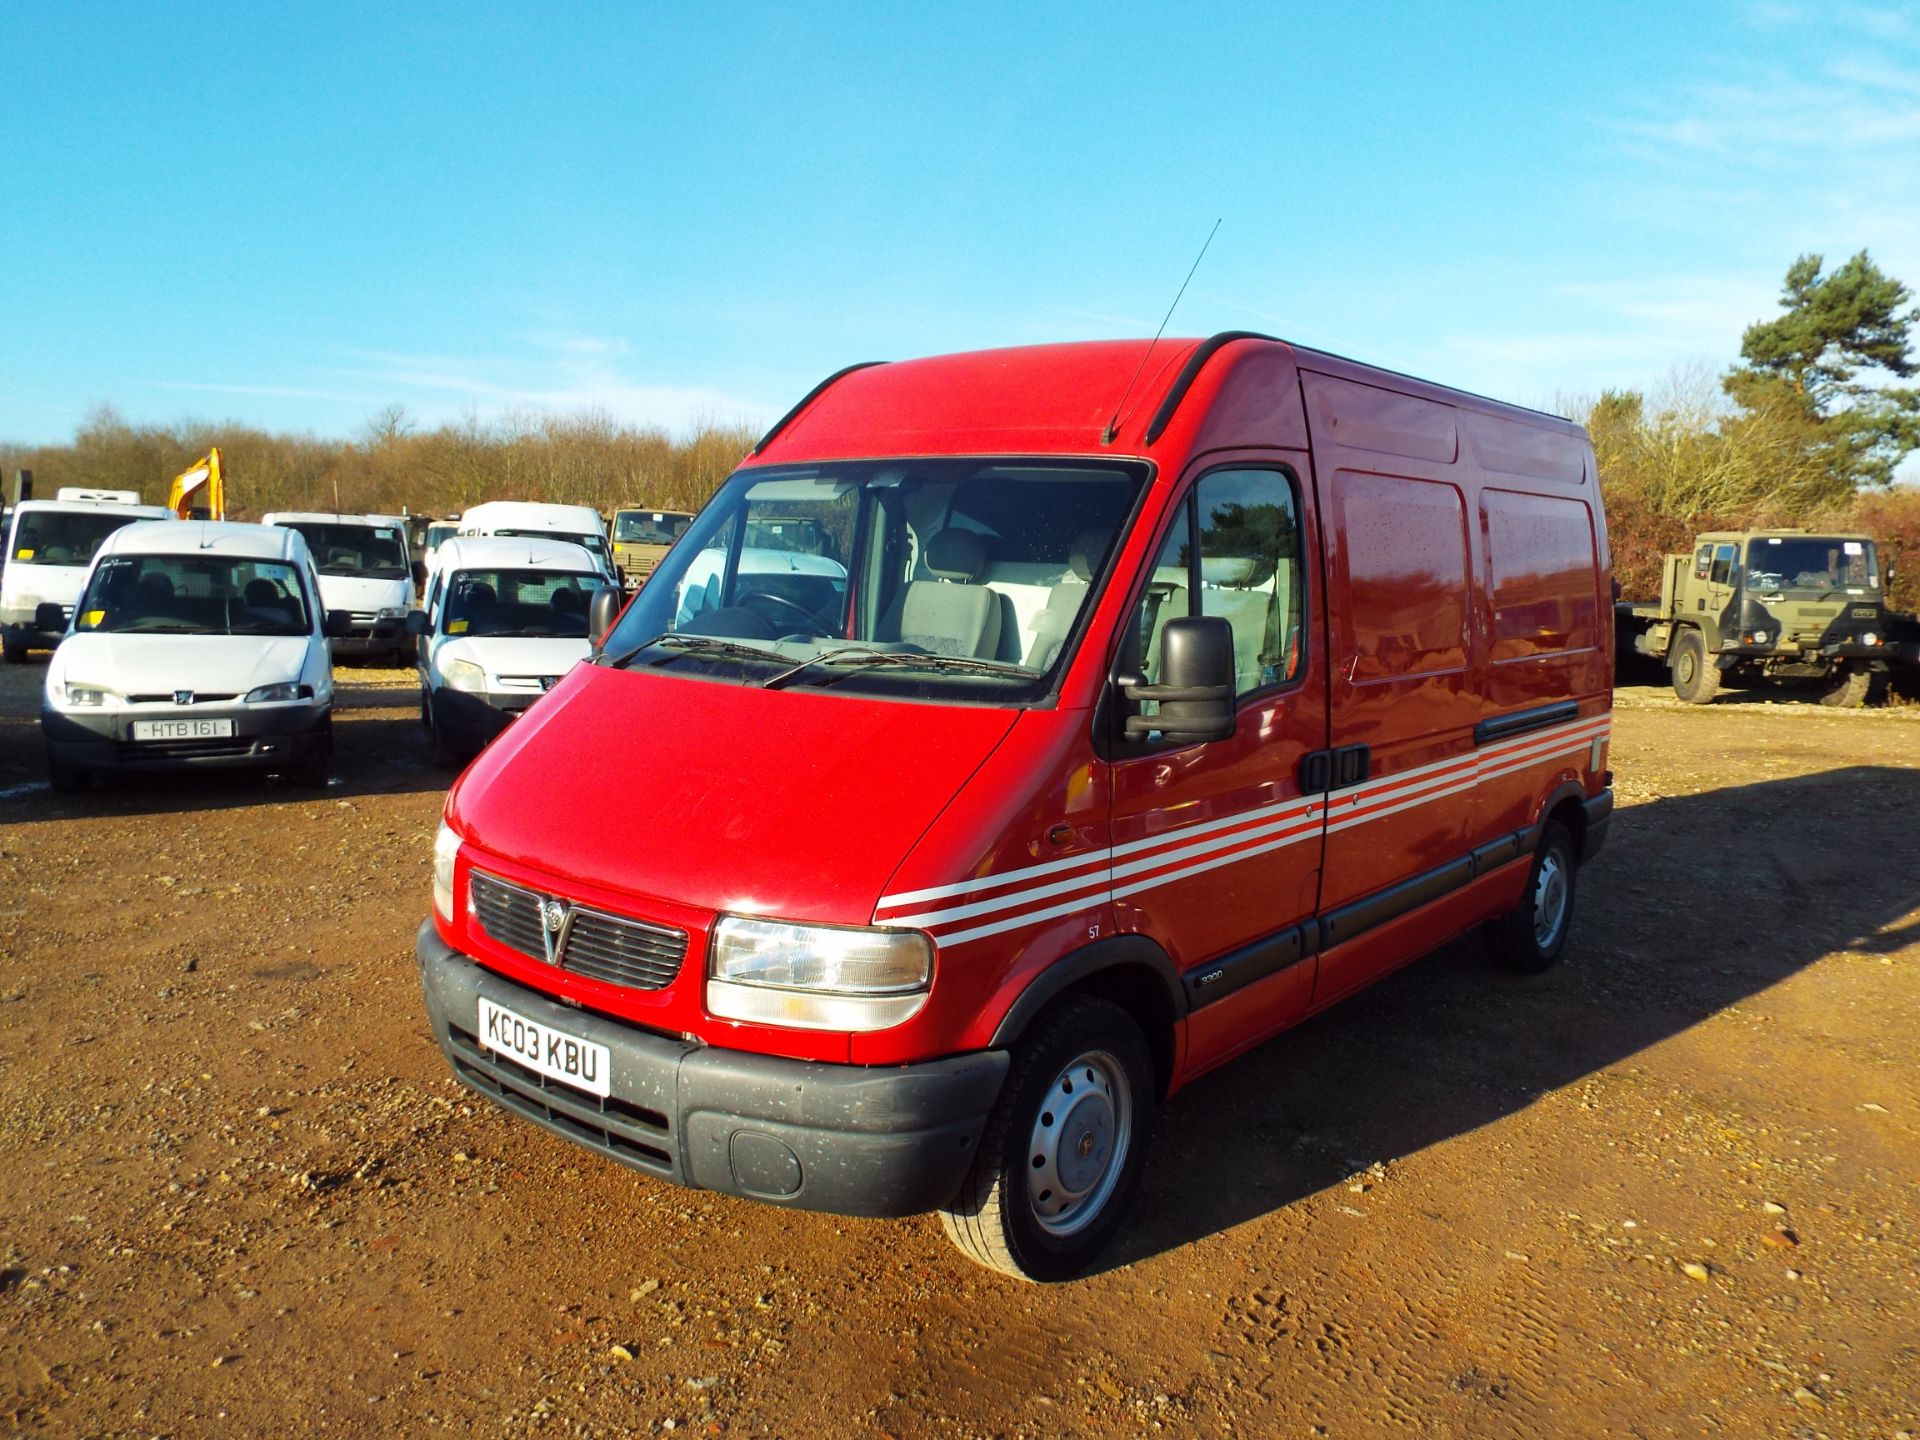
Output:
[{"xmin": 417, "ymin": 334, "xmax": 1613, "ymax": 1279}]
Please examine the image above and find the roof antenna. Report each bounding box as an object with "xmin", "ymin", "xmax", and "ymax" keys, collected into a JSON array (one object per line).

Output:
[{"xmin": 1102, "ymin": 218, "xmax": 1221, "ymax": 445}]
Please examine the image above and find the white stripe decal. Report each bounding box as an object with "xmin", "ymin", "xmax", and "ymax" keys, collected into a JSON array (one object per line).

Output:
[{"xmin": 886, "ymin": 711, "xmax": 1612, "ymax": 945}]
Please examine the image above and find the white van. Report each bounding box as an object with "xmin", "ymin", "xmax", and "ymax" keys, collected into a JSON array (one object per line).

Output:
[
  {"xmin": 456, "ymin": 501, "xmax": 617, "ymax": 583},
  {"xmin": 3, "ymin": 495, "xmax": 175, "ymax": 661},
  {"xmin": 40, "ymin": 521, "xmax": 344, "ymax": 790},
  {"xmin": 260, "ymin": 512, "xmax": 416, "ymax": 664},
  {"xmin": 410, "ymin": 536, "xmax": 617, "ymax": 765},
  {"xmin": 421, "ymin": 519, "xmax": 462, "ymax": 583}
]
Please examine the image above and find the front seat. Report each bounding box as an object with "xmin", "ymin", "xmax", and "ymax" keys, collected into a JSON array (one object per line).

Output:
[{"xmin": 900, "ymin": 529, "xmax": 1001, "ymax": 658}]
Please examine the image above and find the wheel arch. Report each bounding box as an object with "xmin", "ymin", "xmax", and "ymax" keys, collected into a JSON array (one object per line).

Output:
[{"xmin": 987, "ymin": 935, "xmax": 1185, "ymax": 1100}]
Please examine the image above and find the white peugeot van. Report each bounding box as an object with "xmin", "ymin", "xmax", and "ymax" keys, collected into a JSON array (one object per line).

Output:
[
  {"xmin": 410, "ymin": 536, "xmax": 618, "ymax": 765},
  {"xmin": 40, "ymin": 521, "xmax": 345, "ymax": 791},
  {"xmin": 260, "ymin": 512, "xmax": 415, "ymax": 664},
  {"xmin": 3, "ymin": 492, "xmax": 175, "ymax": 661},
  {"xmin": 456, "ymin": 501, "xmax": 617, "ymax": 584}
]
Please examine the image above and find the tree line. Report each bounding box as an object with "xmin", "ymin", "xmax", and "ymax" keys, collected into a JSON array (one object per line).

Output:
[{"xmin": 6, "ymin": 250, "xmax": 1917, "ymax": 611}]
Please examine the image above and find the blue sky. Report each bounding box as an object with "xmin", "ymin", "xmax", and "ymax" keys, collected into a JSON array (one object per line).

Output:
[{"xmin": 4, "ymin": 1, "xmax": 1918, "ymax": 453}]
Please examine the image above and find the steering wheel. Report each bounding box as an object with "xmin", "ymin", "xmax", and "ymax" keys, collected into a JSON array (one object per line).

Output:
[{"xmin": 740, "ymin": 590, "xmax": 834, "ymax": 634}]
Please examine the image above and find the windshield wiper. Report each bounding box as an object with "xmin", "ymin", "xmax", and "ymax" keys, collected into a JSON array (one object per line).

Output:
[
  {"xmin": 600, "ymin": 632, "xmax": 788, "ymax": 672},
  {"xmin": 762, "ymin": 646, "xmax": 1032, "ymax": 690}
]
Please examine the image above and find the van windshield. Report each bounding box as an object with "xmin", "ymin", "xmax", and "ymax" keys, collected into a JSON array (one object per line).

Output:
[
  {"xmin": 599, "ymin": 458, "xmax": 1149, "ymax": 703},
  {"xmin": 74, "ymin": 555, "xmax": 313, "ymax": 636},
  {"xmin": 278, "ymin": 522, "xmax": 409, "ymax": 580},
  {"xmin": 493, "ymin": 529, "xmax": 613, "ymax": 567},
  {"xmin": 614, "ymin": 513, "xmax": 691, "ymax": 544},
  {"xmin": 11, "ymin": 510, "xmax": 146, "ymax": 568},
  {"xmin": 441, "ymin": 569, "xmax": 603, "ymax": 638},
  {"xmin": 1744, "ymin": 537, "xmax": 1879, "ymax": 595}
]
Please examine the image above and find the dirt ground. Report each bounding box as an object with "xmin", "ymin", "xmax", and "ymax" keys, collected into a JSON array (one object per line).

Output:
[{"xmin": 1, "ymin": 660, "xmax": 1916, "ymax": 1440}]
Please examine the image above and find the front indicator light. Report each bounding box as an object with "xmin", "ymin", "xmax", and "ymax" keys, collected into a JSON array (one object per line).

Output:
[
  {"xmin": 432, "ymin": 821, "xmax": 462, "ymax": 922},
  {"xmin": 708, "ymin": 917, "xmax": 932, "ymax": 1032}
]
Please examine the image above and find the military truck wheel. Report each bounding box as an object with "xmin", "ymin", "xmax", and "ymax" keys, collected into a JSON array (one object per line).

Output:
[
  {"xmin": 939, "ymin": 995, "xmax": 1153, "ymax": 1282},
  {"xmin": 1484, "ymin": 821, "xmax": 1577, "ymax": 974},
  {"xmin": 1817, "ymin": 666, "xmax": 1870, "ymax": 708},
  {"xmin": 1670, "ymin": 630, "xmax": 1720, "ymax": 704}
]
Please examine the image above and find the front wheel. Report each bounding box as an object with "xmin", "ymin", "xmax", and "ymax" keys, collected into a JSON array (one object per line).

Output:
[
  {"xmin": 939, "ymin": 995, "xmax": 1153, "ymax": 1282},
  {"xmin": 1484, "ymin": 820, "xmax": 1578, "ymax": 974},
  {"xmin": 1670, "ymin": 630, "xmax": 1720, "ymax": 704},
  {"xmin": 46, "ymin": 751, "xmax": 89, "ymax": 794},
  {"xmin": 1817, "ymin": 666, "xmax": 1870, "ymax": 708},
  {"xmin": 1, "ymin": 631, "xmax": 27, "ymax": 665},
  {"xmin": 424, "ymin": 694, "xmax": 462, "ymax": 768}
]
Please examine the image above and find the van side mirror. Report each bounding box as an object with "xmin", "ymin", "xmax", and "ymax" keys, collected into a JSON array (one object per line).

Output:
[
  {"xmin": 404, "ymin": 610, "xmax": 431, "ymax": 637},
  {"xmin": 1121, "ymin": 615, "xmax": 1237, "ymax": 744},
  {"xmin": 35, "ymin": 602, "xmax": 67, "ymax": 633},
  {"xmin": 323, "ymin": 609, "xmax": 354, "ymax": 639},
  {"xmin": 588, "ymin": 586, "xmax": 623, "ymax": 648}
]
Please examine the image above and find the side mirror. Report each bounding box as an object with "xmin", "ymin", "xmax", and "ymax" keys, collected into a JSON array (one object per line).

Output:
[
  {"xmin": 588, "ymin": 586, "xmax": 623, "ymax": 648},
  {"xmin": 35, "ymin": 602, "xmax": 67, "ymax": 633},
  {"xmin": 1122, "ymin": 615, "xmax": 1237, "ymax": 744},
  {"xmin": 404, "ymin": 610, "xmax": 431, "ymax": 637},
  {"xmin": 323, "ymin": 609, "xmax": 354, "ymax": 639}
]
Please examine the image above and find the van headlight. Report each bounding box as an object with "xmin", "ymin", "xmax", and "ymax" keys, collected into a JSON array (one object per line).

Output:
[
  {"xmin": 442, "ymin": 658, "xmax": 487, "ymax": 693},
  {"xmin": 244, "ymin": 682, "xmax": 314, "ymax": 704},
  {"xmin": 50, "ymin": 681, "xmax": 110, "ymax": 707},
  {"xmin": 432, "ymin": 821, "xmax": 462, "ymax": 922},
  {"xmin": 707, "ymin": 917, "xmax": 932, "ymax": 1032},
  {"xmin": 379, "ymin": 606, "xmax": 409, "ymax": 620}
]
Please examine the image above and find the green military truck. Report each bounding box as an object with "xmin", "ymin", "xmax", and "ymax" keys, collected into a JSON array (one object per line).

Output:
[
  {"xmin": 1618, "ymin": 528, "xmax": 1894, "ymax": 706},
  {"xmin": 610, "ymin": 508, "xmax": 694, "ymax": 592}
]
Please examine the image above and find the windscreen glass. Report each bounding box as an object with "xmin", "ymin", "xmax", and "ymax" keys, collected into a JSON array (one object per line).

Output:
[
  {"xmin": 441, "ymin": 569, "xmax": 602, "ymax": 637},
  {"xmin": 282, "ymin": 522, "xmax": 408, "ymax": 579},
  {"xmin": 1744, "ymin": 538, "xmax": 1879, "ymax": 593},
  {"xmin": 493, "ymin": 528, "xmax": 612, "ymax": 566},
  {"xmin": 614, "ymin": 513, "xmax": 691, "ymax": 544},
  {"xmin": 75, "ymin": 555, "xmax": 312, "ymax": 636},
  {"xmin": 598, "ymin": 458, "xmax": 1149, "ymax": 704},
  {"xmin": 11, "ymin": 510, "xmax": 144, "ymax": 567}
]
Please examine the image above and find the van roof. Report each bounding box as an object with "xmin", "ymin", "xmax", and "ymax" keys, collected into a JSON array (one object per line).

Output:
[
  {"xmin": 100, "ymin": 520, "xmax": 310, "ymax": 562},
  {"xmin": 436, "ymin": 536, "xmax": 605, "ymax": 572},
  {"xmin": 11, "ymin": 498, "xmax": 175, "ymax": 519},
  {"xmin": 458, "ymin": 501, "xmax": 605, "ymax": 532},
  {"xmin": 754, "ymin": 336, "xmax": 1581, "ymax": 463},
  {"xmin": 261, "ymin": 511, "xmax": 404, "ymax": 528}
]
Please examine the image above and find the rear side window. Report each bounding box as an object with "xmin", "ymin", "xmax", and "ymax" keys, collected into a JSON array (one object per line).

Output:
[
  {"xmin": 1482, "ymin": 490, "xmax": 1599, "ymax": 662},
  {"xmin": 1335, "ymin": 471, "xmax": 1469, "ymax": 683},
  {"xmin": 1135, "ymin": 468, "xmax": 1305, "ymax": 698}
]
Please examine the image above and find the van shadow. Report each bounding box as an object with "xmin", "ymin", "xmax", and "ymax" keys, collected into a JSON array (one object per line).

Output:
[
  {"xmin": 1108, "ymin": 765, "xmax": 1920, "ymax": 1270},
  {"xmin": 0, "ymin": 680, "xmax": 449, "ymax": 817}
]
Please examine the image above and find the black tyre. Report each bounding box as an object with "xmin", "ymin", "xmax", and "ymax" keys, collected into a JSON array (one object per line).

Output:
[
  {"xmin": 1817, "ymin": 666, "xmax": 1870, "ymax": 708},
  {"xmin": 1, "ymin": 632, "xmax": 27, "ymax": 665},
  {"xmin": 46, "ymin": 751, "xmax": 89, "ymax": 794},
  {"xmin": 1670, "ymin": 630, "xmax": 1720, "ymax": 704},
  {"xmin": 1484, "ymin": 820, "xmax": 1577, "ymax": 974},
  {"xmin": 939, "ymin": 995, "xmax": 1153, "ymax": 1282},
  {"xmin": 424, "ymin": 695, "xmax": 462, "ymax": 768}
]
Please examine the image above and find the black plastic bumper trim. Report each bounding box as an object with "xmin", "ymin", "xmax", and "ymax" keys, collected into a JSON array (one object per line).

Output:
[{"xmin": 1474, "ymin": 700, "xmax": 1579, "ymax": 746}]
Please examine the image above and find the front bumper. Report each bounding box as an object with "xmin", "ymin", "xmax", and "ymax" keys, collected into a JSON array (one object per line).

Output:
[
  {"xmin": 328, "ymin": 618, "xmax": 408, "ymax": 659},
  {"xmin": 417, "ymin": 920, "xmax": 1007, "ymax": 1217},
  {"xmin": 42, "ymin": 702, "xmax": 331, "ymax": 771},
  {"xmin": 3, "ymin": 618, "xmax": 67, "ymax": 652},
  {"xmin": 431, "ymin": 684, "xmax": 540, "ymax": 752}
]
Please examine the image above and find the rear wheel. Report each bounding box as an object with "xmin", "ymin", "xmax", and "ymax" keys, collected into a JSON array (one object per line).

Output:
[
  {"xmin": 1670, "ymin": 630, "xmax": 1720, "ymax": 704},
  {"xmin": 939, "ymin": 995, "xmax": 1152, "ymax": 1282},
  {"xmin": 1817, "ymin": 666, "xmax": 1870, "ymax": 708},
  {"xmin": 1484, "ymin": 821, "xmax": 1577, "ymax": 974}
]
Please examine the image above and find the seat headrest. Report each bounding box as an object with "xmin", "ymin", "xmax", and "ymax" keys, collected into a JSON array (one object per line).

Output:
[
  {"xmin": 924, "ymin": 528, "xmax": 988, "ymax": 582},
  {"xmin": 244, "ymin": 579, "xmax": 279, "ymax": 607},
  {"xmin": 1199, "ymin": 555, "xmax": 1273, "ymax": 588},
  {"xmin": 1069, "ymin": 527, "xmax": 1112, "ymax": 581}
]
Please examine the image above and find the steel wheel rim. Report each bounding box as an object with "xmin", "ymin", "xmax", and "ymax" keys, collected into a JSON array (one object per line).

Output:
[
  {"xmin": 1533, "ymin": 850, "xmax": 1569, "ymax": 949},
  {"xmin": 1025, "ymin": 1049, "xmax": 1132, "ymax": 1239}
]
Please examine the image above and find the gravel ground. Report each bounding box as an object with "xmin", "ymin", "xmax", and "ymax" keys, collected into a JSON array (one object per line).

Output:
[{"xmin": 1, "ymin": 660, "xmax": 1916, "ymax": 1438}]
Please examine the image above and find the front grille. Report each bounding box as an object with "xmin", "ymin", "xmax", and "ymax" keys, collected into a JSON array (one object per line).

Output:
[
  {"xmin": 118, "ymin": 736, "xmax": 259, "ymax": 760},
  {"xmin": 446, "ymin": 1019, "xmax": 673, "ymax": 1175},
  {"xmin": 469, "ymin": 870, "xmax": 688, "ymax": 991},
  {"xmin": 127, "ymin": 692, "xmax": 238, "ymax": 704}
]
